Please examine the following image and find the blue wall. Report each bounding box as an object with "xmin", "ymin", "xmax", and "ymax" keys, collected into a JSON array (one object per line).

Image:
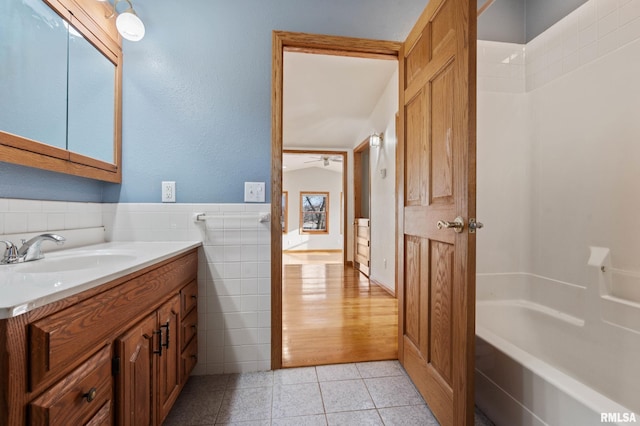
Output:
[
  {"xmin": 5, "ymin": 0, "xmax": 586, "ymax": 203},
  {"xmin": 105, "ymin": 0, "xmax": 429, "ymax": 203}
]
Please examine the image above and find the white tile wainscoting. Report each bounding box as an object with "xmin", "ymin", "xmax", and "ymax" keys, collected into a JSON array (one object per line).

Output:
[{"xmin": 0, "ymin": 199, "xmax": 272, "ymax": 375}]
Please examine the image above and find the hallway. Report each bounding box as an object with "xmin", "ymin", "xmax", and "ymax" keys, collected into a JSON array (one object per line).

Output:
[{"xmin": 282, "ymin": 260, "xmax": 398, "ymax": 368}]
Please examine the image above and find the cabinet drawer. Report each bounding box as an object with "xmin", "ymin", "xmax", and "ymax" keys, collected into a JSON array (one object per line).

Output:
[
  {"xmin": 181, "ymin": 337, "xmax": 198, "ymax": 380},
  {"xmin": 180, "ymin": 280, "xmax": 198, "ymax": 318},
  {"xmin": 85, "ymin": 401, "xmax": 112, "ymax": 426},
  {"xmin": 30, "ymin": 345, "xmax": 112, "ymax": 426},
  {"xmin": 181, "ymin": 307, "xmax": 198, "ymax": 351}
]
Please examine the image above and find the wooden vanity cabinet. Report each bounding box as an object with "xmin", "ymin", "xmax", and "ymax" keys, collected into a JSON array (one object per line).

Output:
[{"xmin": 0, "ymin": 249, "xmax": 198, "ymax": 426}]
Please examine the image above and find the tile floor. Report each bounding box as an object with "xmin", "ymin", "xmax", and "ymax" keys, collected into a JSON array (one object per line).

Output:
[{"xmin": 164, "ymin": 361, "xmax": 495, "ymax": 425}]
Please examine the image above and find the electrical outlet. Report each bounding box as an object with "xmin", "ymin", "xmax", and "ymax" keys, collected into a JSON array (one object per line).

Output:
[
  {"xmin": 244, "ymin": 182, "xmax": 265, "ymax": 203},
  {"xmin": 162, "ymin": 181, "xmax": 176, "ymax": 203}
]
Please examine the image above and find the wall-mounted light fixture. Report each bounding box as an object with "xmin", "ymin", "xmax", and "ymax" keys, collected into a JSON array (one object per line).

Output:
[
  {"xmin": 99, "ymin": 0, "xmax": 145, "ymax": 42},
  {"xmin": 369, "ymin": 132, "xmax": 384, "ymax": 148}
]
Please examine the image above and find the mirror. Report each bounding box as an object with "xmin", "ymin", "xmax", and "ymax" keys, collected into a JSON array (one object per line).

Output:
[
  {"xmin": 0, "ymin": 0, "xmax": 122, "ymax": 182},
  {"xmin": 67, "ymin": 27, "xmax": 116, "ymax": 164},
  {"xmin": 0, "ymin": 0, "xmax": 68, "ymax": 151}
]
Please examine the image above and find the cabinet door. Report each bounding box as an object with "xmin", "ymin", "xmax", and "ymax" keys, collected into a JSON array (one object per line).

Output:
[
  {"xmin": 157, "ymin": 294, "xmax": 181, "ymax": 423},
  {"xmin": 116, "ymin": 313, "xmax": 156, "ymax": 426}
]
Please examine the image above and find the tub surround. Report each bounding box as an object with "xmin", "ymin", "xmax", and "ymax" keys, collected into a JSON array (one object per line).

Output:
[{"xmin": 477, "ymin": 0, "xmax": 640, "ymax": 422}]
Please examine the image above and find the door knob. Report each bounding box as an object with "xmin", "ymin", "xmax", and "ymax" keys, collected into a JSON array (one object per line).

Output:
[
  {"xmin": 469, "ymin": 218, "xmax": 484, "ymax": 233},
  {"xmin": 436, "ymin": 216, "xmax": 464, "ymax": 233}
]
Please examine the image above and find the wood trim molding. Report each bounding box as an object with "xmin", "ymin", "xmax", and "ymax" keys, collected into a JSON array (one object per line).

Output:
[
  {"xmin": 272, "ymin": 31, "xmax": 401, "ymax": 370},
  {"xmin": 283, "ymin": 249, "xmax": 342, "ymax": 254},
  {"xmin": 370, "ymin": 278, "xmax": 396, "ymax": 297}
]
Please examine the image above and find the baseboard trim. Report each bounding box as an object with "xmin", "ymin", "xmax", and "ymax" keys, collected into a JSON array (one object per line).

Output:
[
  {"xmin": 283, "ymin": 249, "xmax": 343, "ymax": 254},
  {"xmin": 370, "ymin": 278, "xmax": 395, "ymax": 297}
]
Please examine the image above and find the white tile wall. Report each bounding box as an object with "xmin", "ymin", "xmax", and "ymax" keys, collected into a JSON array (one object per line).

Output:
[
  {"xmin": 0, "ymin": 198, "xmax": 102, "ymax": 236},
  {"xmin": 525, "ymin": 0, "xmax": 640, "ymax": 91},
  {"xmin": 480, "ymin": 0, "xmax": 640, "ymax": 93},
  {"xmin": 0, "ymin": 199, "xmax": 272, "ymax": 375},
  {"xmin": 104, "ymin": 202, "xmax": 272, "ymax": 375},
  {"xmin": 477, "ymin": 40, "xmax": 526, "ymax": 93}
]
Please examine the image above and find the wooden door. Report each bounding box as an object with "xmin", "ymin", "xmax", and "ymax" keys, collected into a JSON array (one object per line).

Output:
[
  {"xmin": 157, "ymin": 294, "xmax": 181, "ymax": 423},
  {"xmin": 117, "ymin": 313, "xmax": 156, "ymax": 426},
  {"xmin": 397, "ymin": 0, "xmax": 476, "ymax": 425}
]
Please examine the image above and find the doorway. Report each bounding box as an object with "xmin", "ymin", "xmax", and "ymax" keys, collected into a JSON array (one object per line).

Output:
[
  {"xmin": 282, "ymin": 150, "xmax": 347, "ymax": 265},
  {"xmin": 272, "ymin": 32, "xmax": 401, "ymax": 369}
]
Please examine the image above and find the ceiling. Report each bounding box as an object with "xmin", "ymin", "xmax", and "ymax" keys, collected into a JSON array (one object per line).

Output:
[
  {"xmin": 283, "ymin": 51, "xmax": 397, "ymax": 151},
  {"xmin": 283, "ymin": 153, "xmax": 344, "ymax": 174}
]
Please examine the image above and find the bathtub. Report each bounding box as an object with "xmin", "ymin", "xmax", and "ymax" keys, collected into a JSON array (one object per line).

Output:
[{"xmin": 475, "ymin": 271, "xmax": 640, "ymax": 426}]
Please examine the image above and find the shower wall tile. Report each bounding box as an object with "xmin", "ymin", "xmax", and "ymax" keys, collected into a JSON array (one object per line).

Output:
[
  {"xmin": 477, "ymin": 40, "xmax": 525, "ymax": 93},
  {"xmin": 479, "ymin": 0, "xmax": 640, "ymax": 93},
  {"xmin": 524, "ymin": 0, "xmax": 640, "ymax": 91}
]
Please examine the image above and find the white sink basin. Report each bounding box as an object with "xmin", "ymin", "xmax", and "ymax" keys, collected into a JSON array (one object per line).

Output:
[{"xmin": 13, "ymin": 251, "xmax": 138, "ymax": 274}]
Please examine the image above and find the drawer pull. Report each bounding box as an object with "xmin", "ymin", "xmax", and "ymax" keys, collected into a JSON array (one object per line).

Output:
[
  {"xmin": 191, "ymin": 354, "xmax": 198, "ymax": 360},
  {"xmin": 191, "ymin": 295, "xmax": 197, "ymax": 300},
  {"xmin": 83, "ymin": 387, "xmax": 97, "ymax": 403},
  {"xmin": 154, "ymin": 329, "xmax": 163, "ymax": 356},
  {"xmin": 191, "ymin": 324, "xmax": 197, "ymax": 331},
  {"xmin": 161, "ymin": 322, "xmax": 170, "ymax": 350}
]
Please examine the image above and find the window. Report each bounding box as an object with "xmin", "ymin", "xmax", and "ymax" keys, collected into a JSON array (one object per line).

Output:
[
  {"xmin": 300, "ymin": 192, "xmax": 329, "ymax": 233},
  {"xmin": 282, "ymin": 191, "xmax": 288, "ymax": 234}
]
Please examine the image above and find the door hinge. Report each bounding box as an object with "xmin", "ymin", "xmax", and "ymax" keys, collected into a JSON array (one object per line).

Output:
[{"xmin": 112, "ymin": 356, "xmax": 120, "ymax": 376}]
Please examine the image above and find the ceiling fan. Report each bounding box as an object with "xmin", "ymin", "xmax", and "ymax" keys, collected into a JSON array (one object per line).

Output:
[{"xmin": 304, "ymin": 155, "xmax": 343, "ymax": 167}]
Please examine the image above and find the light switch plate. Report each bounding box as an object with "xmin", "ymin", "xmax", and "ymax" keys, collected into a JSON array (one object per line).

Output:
[{"xmin": 244, "ymin": 182, "xmax": 265, "ymax": 203}]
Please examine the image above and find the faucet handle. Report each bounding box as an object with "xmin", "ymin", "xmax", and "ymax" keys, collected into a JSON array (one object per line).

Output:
[{"xmin": 1, "ymin": 241, "xmax": 18, "ymax": 264}]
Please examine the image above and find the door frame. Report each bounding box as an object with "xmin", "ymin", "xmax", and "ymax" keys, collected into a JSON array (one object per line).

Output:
[
  {"xmin": 353, "ymin": 138, "xmax": 371, "ymax": 275},
  {"xmin": 353, "ymin": 138, "xmax": 370, "ymax": 222},
  {"xmin": 271, "ymin": 31, "xmax": 401, "ymax": 369},
  {"xmin": 282, "ymin": 149, "xmax": 348, "ymax": 264}
]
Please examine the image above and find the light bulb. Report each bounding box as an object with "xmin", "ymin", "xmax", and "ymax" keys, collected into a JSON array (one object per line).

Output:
[{"xmin": 116, "ymin": 10, "xmax": 145, "ymax": 41}]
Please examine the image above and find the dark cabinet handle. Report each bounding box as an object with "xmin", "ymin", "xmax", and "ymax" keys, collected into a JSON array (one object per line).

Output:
[
  {"xmin": 161, "ymin": 322, "xmax": 170, "ymax": 349},
  {"xmin": 154, "ymin": 329, "xmax": 163, "ymax": 356},
  {"xmin": 191, "ymin": 295, "xmax": 197, "ymax": 300},
  {"xmin": 83, "ymin": 387, "xmax": 97, "ymax": 403}
]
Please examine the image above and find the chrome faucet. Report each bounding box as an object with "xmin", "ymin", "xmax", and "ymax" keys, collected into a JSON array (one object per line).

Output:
[{"xmin": 0, "ymin": 234, "xmax": 66, "ymax": 264}]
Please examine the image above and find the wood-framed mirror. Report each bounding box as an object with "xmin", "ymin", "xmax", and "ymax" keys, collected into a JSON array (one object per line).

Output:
[{"xmin": 0, "ymin": 0, "xmax": 123, "ymax": 183}]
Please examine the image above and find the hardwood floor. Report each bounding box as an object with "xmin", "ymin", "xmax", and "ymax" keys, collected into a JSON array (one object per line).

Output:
[
  {"xmin": 282, "ymin": 250, "xmax": 343, "ymax": 265},
  {"xmin": 282, "ymin": 261, "xmax": 398, "ymax": 367}
]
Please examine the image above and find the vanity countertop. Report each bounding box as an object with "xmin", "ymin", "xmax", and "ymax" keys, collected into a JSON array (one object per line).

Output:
[{"xmin": 0, "ymin": 241, "xmax": 201, "ymax": 319}]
